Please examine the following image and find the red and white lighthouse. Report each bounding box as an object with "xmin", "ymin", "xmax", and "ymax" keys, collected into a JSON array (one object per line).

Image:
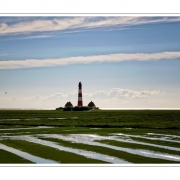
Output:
[{"xmin": 77, "ymin": 82, "xmax": 83, "ymax": 107}]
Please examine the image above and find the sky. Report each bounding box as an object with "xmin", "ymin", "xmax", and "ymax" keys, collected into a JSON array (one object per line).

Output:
[{"xmin": 0, "ymin": 16, "xmax": 180, "ymax": 109}]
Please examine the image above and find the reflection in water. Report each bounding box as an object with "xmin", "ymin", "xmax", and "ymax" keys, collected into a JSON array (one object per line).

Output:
[
  {"xmin": 1, "ymin": 132, "xmax": 180, "ymax": 163},
  {"xmin": 0, "ymin": 143, "xmax": 58, "ymax": 164},
  {"xmin": 112, "ymin": 136, "xmax": 180, "ymax": 152},
  {"xmin": 0, "ymin": 119, "xmax": 20, "ymax": 121},
  {"xmin": 0, "ymin": 126, "xmax": 54, "ymax": 131},
  {"xmin": 3, "ymin": 135, "xmax": 130, "ymax": 164},
  {"xmin": 146, "ymin": 133, "xmax": 180, "ymax": 140},
  {"xmin": 48, "ymin": 118, "xmax": 66, "ymax": 120},
  {"xmin": 112, "ymin": 133, "xmax": 180, "ymax": 144},
  {"xmin": 0, "ymin": 117, "xmax": 78, "ymax": 121},
  {"xmin": 25, "ymin": 118, "xmax": 41, "ymax": 120},
  {"xmin": 48, "ymin": 117, "xmax": 78, "ymax": 119},
  {"xmin": 38, "ymin": 134, "xmax": 180, "ymax": 162}
]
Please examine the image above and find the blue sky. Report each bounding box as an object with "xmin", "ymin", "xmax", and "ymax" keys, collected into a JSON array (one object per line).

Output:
[{"xmin": 0, "ymin": 16, "xmax": 180, "ymax": 109}]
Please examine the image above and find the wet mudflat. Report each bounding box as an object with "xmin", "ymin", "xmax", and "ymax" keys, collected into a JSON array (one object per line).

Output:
[
  {"xmin": 38, "ymin": 134, "xmax": 180, "ymax": 162},
  {"xmin": 0, "ymin": 126, "xmax": 54, "ymax": 131},
  {"xmin": 0, "ymin": 109, "xmax": 180, "ymax": 164},
  {"xmin": 0, "ymin": 138, "xmax": 109, "ymax": 164},
  {"xmin": 0, "ymin": 143, "xmax": 58, "ymax": 164},
  {"xmin": 0, "ymin": 148, "xmax": 33, "ymax": 163},
  {"xmin": 1, "ymin": 128, "xmax": 180, "ymax": 163}
]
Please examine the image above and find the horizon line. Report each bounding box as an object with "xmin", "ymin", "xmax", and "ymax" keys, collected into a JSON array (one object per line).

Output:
[{"xmin": 0, "ymin": 108, "xmax": 180, "ymax": 110}]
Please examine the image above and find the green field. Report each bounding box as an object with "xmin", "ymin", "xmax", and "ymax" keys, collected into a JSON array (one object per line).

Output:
[{"xmin": 0, "ymin": 109, "xmax": 180, "ymax": 164}]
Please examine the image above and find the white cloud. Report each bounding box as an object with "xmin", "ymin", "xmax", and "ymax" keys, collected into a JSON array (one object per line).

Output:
[
  {"xmin": 86, "ymin": 88, "xmax": 161, "ymax": 99},
  {"xmin": 0, "ymin": 51, "xmax": 180, "ymax": 69},
  {"xmin": 20, "ymin": 34, "xmax": 53, "ymax": 39},
  {"xmin": 1, "ymin": 16, "xmax": 180, "ymax": 36},
  {"xmin": 33, "ymin": 88, "xmax": 161, "ymax": 102},
  {"xmin": 2, "ymin": 88, "xmax": 177, "ymax": 109},
  {"xmin": 31, "ymin": 88, "xmax": 162, "ymax": 108},
  {"xmin": 0, "ymin": 17, "xmax": 85, "ymax": 35}
]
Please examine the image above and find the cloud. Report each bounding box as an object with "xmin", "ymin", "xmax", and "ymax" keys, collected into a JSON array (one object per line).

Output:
[
  {"xmin": 0, "ymin": 51, "xmax": 180, "ymax": 69},
  {"xmin": 1, "ymin": 16, "xmax": 180, "ymax": 36},
  {"xmin": 0, "ymin": 88, "xmax": 165, "ymax": 109},
  {"xmin": 19, "ymin": 34, "xmax": 53, "ymax": 39},
  {"xmin": 85, "ymin": 88, "xmax": 161, "ymax": 99},
  {"xmin": 43, "ymin": 91, "xmax": 78, "ymax": 101},
  {"xmin": 0, "ymin": 17, "xmax": 85, "ymax": 35},
  {"xmin": 33, "ymin": 88, "xmax": 162, "ymax": 103}
]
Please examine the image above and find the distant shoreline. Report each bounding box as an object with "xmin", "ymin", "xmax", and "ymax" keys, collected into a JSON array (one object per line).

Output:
[{"xmin": 0, "ymin": 108, "xmax": 180, "ymax": 110}]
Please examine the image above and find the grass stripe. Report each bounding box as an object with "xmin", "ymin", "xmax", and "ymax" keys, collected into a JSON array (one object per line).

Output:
[
  {"xmin": 95, "ymin": 139, "xmax": 180, "ymax": 156},
  {"xmin": 1, "ymin": 110, "xmax": 180, "ymax": 129},
  {"xmin": 0, "ymin": 140, "xmax": 107, "ymax": 164},
  {"xmin": 39, "ymin": 137, "xmax": 178, "ymax": 163},
  {"xmin": 130, "ymin": 137, "xmax": 180, "ymax": 148},
  {"xmin": 0, "ymin": 149, "xmax": 34, "ymax": 164}
]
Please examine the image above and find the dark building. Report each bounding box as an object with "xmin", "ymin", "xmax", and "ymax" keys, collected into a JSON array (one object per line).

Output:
[
  {"xmin": 87, "ymin": 101, "xmax": 96, "ymax": 109},
  {"xmin": 65, "ymin": 101, "xmax": 73, "ymax": 108}
]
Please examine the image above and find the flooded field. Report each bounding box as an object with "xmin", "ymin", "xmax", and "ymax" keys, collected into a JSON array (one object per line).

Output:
[
  {"xmin": 0, "ymin": 143, "xmax": 58, "ymax": 164},
  {"xmin": 0, "ymin": 126, "xmax": 180, "ymax": 164},
  {"xmin": 0, "ymin": 110, "xmax": 180, "ymax": 164}
]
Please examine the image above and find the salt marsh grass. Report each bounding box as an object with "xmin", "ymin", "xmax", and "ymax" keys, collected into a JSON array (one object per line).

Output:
[{"xmin": 0, "ymin": 110, "xmax": 180, "ymax": 164}]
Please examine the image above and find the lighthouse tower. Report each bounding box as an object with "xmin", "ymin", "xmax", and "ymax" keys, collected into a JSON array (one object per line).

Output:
[{"xmin": 77, "ymin": 82, "xmax": 83, "ymax": 107}]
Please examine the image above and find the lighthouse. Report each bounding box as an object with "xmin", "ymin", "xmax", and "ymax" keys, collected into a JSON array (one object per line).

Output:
[
  {"xmin": 56, "ymin": 81, "xmax": 98, "ymax": 111},
  {"xmin": 77, "ymin": 82, "xmax": 83, "ymax": 107}
]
